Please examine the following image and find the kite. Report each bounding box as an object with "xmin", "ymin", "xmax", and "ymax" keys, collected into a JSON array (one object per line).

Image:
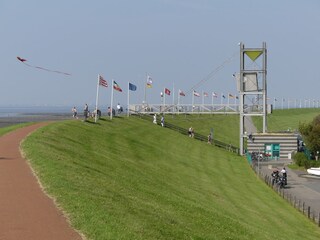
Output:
[{"xmin": 17, "ymin": 56, "xmax": 71, "ymax": 76}]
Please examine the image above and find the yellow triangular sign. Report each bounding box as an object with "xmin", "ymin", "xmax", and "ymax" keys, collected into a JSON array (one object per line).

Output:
[{"xmin": 245, "ymin": 51, "xmax": 263, "ymax": 61}]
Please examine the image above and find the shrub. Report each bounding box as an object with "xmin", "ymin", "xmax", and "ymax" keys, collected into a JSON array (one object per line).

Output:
[{"xmin": 293, "ymin": 152, "xmax": 308, "ymax": 167}]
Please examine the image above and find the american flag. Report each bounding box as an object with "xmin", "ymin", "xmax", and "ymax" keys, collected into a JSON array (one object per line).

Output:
[{"xmin": 99, "ymin": 75, "xmax": 108, "ymax": 87}]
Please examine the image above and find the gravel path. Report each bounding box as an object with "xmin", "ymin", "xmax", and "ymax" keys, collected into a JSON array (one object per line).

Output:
[{"xmin": 0, "ymin": 123, "xmax": 82, "ymax": 240}]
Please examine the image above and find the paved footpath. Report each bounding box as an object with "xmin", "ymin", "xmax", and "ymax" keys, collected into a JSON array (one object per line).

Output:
[
  {"xmin": 259, "ymin": 160, "xmax": 320, "ymax": 218},
  {"xmin": 0, "ymin": 123, "xmax": 83, "ymax": 240}
]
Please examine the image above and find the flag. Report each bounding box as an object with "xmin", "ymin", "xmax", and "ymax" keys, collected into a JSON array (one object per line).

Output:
[
  {"xmin": 222, "ymin": 94, "xmax": 226, "ymax": 99},
  {"xmin": 228, "ymin": 93, "xmax": 234, "ymax": 98},
  {"xmin": 274, "ymin": 98, "xmax": 277, "ymax": 101},
  {"xmin": 99, "ymin": 75, "xmax": 108, "ymax": 87},
  {"xmin": 203, "ymin": 92, "xmax": 208, "ymax": 97},
  {"xmin": 212, "ymin": 92, "xmax": 218, "ymax": 97},
  {"xmin": 129, "ymin": 82, "xmax": 137, "ymax": 91},
  {"xmin": 193, "ymin": 91, "xmax": 200, "ymax": 97},
  {"xmin": 113, "ymin": 81, "xmax": 122, "ymax": 92},
  {"xmin": 146, "ymin": 75, "xmax": 153, "ymax": 88},
  {"xmin": 179, "ymin": 89, "xmax": 185, "ymax": 96},
  {"xmin": 165, "ymin": 88, "xmax": 171, "ymax": 95},
  {"xmin": 236, "ymin": 96, "xmax": 239, "ymax": 99}
]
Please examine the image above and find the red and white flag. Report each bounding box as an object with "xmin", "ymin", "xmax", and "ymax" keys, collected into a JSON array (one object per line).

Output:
[
  {"xmin": 165, "ymin": 88, "xmax": 171, "ymax": 95},
  {"xmin": 193, "ymin": 91, "xmax": 200, "ymax": 97},
  {"xmin": 113, "ymin": 81, "xmax": 122, "ymax": 92},
  {"xmin": 99, "ymin": 75, "xmax": 108, "ymax": 87},
  {"xmin": 179, "ymin": 89, "xmax": 185, "ymax": 96},
  {"xmin": 203, "ymin": 92, "xmax": 208, "ymax": 97}
]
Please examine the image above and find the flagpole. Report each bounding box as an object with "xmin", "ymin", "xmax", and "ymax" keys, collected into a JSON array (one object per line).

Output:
[
  {"xmin": 110, "ymin": 79, "xmax": 114, "ymax": 120},
  {"xmin": 163, "ymin": 87, "xmax": 166, "ymax": 111},
  {"xmin": 172, "ymin": 82, "xmax": 175, "ymax": 114},
  {"xmin": 221, "ymin": 93, "xmax": 223, "ymax": 105},
  {"xmin": 178, "ymin": 90, "xmax": 180, "ymax": 115},
  {"xmin": 95, "ymin": 74, "xmax": 100, "ymax": 123},
  {"xmin": 127, "ymin": 82, "xmax": 130, "ymax": 117},
  {"xmin": 211, "ymin": 92, "xmax": 214, "ymax": 106},
  {"xmin": 144, "ymin": 73, "xmax": 147, "ymax": 104},
  {"xmin": 202, "ymin": 90, "xmax": 204, "ymax": 110},
  {"xmin": 192, "ymin": 91, "xmax": 194, "ymax": 113}
]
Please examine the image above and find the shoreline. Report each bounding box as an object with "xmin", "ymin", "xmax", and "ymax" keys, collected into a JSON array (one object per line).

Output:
[{"xmin": 0, "ymin": 113, "xmax": 72, "ymax": 128}]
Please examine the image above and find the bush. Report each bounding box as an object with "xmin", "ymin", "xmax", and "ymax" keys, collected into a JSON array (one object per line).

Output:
[{"xmin": 293, "ymin": 152, "xmax": 308, "ymax": 167}]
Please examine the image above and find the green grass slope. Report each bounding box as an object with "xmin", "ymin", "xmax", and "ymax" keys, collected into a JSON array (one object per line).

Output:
[
  {"xmin": 164, "ymin": 114, "xmax": 239, "ymax": 147},
  {"xmin": 253, "ymin": 108, "xmax": 320, "ymax": 132},
  {"xmin": 22, "ymin": 118, "xmax": 320, "ymax": 240}
]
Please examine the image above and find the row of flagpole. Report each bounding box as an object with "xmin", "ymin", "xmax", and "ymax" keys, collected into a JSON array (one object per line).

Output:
[
  {"xmin": 94, "ymin": 74, "xmax": 242, "ymax": 121},
  {"xmin": 94, "ymin": 74, "xmax": 320, "ymax": 122}
]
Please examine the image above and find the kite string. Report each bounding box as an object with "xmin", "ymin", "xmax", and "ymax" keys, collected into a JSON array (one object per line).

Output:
[
  {"xmin": 20, "ymin": 59, "xmax": 71, "ymax": 76},
  {"xmin": 186, "ymin": 50, "xmax": 239, "ymax": 94}
]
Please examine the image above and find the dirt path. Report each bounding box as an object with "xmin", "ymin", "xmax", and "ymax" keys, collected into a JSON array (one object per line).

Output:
[{"xmin": 0, "ymin": 123, "xmax": 82, "ymax": 240}]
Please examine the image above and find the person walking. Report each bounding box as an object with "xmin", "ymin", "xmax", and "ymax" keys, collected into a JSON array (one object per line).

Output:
[
  {"xmin": 72, "ymin": 106, "xmax": 78, "ymax": 119},
  {"xmin": 281, "ymin": 167, "xmax": 287, "ymax": 185},
  {"xmin": 161, "ymin": 116, "xmax": 165, "ymax": 127},
  {"xmin": 83, "ymin": 103, "xmax": 89, "ymax": 121},
  {"xmin": 153, "ymin": 114, "xmax": 157, "ymax": 124}
]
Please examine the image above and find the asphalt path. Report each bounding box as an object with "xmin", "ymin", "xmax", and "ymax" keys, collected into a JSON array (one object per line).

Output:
[{"xmin": 260, "ymin": 160, "xmax": 320, "ymax": 219}]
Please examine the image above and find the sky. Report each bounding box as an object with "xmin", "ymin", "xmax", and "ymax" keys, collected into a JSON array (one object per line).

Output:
[{"xmin": 1, "ymin": 0, "xmax": 320, "ymax": 109}]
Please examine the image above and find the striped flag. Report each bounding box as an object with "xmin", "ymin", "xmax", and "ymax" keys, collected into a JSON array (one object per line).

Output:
[
  {"xmin": 146, "ymin": 75, "xmax": 153, "ymax": 88},
  {"xmin": 193, "ymin": 91, "xmax": 200, "ymax": 97},
  {"xmin": 179, "ymin": 89, "xmax": 186, "ymax": 96},
  {"xmin": 99, "ymin": 75, "xmax": 108, "ymax": 87},
  {"xmin": 165, "ymin": 88, "xmax": 171, "ymax": 95},
  {"xmin": 113, "ymin": 81, "xmax": 122, "ymax": 92}
]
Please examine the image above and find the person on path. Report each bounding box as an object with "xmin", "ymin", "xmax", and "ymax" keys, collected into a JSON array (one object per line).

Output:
[
  {"xmin": 153, "ymin": 114, "xmax": 157, "ymax": 124},
  {"xmin": 72, "ymin": 106, "xmax": 78, "ymax": 119},
  {"xmin": 84, "ymin": 103, "xmax": 89, "ymax": 121},
  {"xmin": 281, "ymin": 167, "xmax": 287, "ymax": 185},
  {"xmin": 207, "ymin": 133, "xmax": 212, "ymax": 144}
]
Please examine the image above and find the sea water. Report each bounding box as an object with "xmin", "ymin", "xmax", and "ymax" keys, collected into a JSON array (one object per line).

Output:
[{"xmin": 0, "ymin": 106, "xmax": 71, "ymax": 118}]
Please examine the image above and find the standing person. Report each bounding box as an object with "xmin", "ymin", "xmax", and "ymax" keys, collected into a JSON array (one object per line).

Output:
[
  {"xmin": 84, "ymin": 103, "xmax": 89, "ymax": 121},
  {"xmin": 207, "ymin": 133, "xmax": 212, "ymax": 144},
  {"xmin": 281, "ymin": 167, "xmax": 287, "ymax": 185},
  {"xmin": 188, "ymin": 127, "xmax": 194, "ymax": 137},
  {"xmin": 72, "ymin": 106, "xmax": 78, "ymax": 119},
  {"xmin": 153, "ymin": 114, "xmax": 157, "ymax": 124},
  {"xmin": 117, "ymin": 103, "xmax": 122, "ymax": 114},
  {"xmin": 161, "ymin": 115, "xmax": 165, "ymax": 127}
]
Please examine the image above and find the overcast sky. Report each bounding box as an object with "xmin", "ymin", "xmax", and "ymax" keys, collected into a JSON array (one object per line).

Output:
[{"xmin": 1, "ymin": 0, "xmax": 319, "ymax": 109}]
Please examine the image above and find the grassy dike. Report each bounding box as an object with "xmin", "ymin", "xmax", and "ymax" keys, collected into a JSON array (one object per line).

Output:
[
  {"xmin": 253, "ymin": 108, "xmax": 320, "ymax": 132},
  {"xmin": 22, "ymin": 117, "xmax": 320, "ymax": 240}
]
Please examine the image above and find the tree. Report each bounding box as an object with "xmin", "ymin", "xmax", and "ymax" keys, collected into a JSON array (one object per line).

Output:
[{"xmin": 299, "ymin": 115, "xmax": 320, "ymax": 153}]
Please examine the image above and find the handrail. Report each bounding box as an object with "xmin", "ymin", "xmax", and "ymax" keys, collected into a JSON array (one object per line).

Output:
[{"xmin": 131, "ymin": 111, "xmax": 239, "ymax": 154}]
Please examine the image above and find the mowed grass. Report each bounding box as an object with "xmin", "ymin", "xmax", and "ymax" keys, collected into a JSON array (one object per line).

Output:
[
  {"xmin": 253, "ymin": 108, "xmax": 320, "ymax": 132},
  {"xmin": 22, "ymin": 117, "xmax": 320, "ymax": 239},
  {"xmin": 164, "ymin": 114, "xmax": 239, "ymax": 147}
]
